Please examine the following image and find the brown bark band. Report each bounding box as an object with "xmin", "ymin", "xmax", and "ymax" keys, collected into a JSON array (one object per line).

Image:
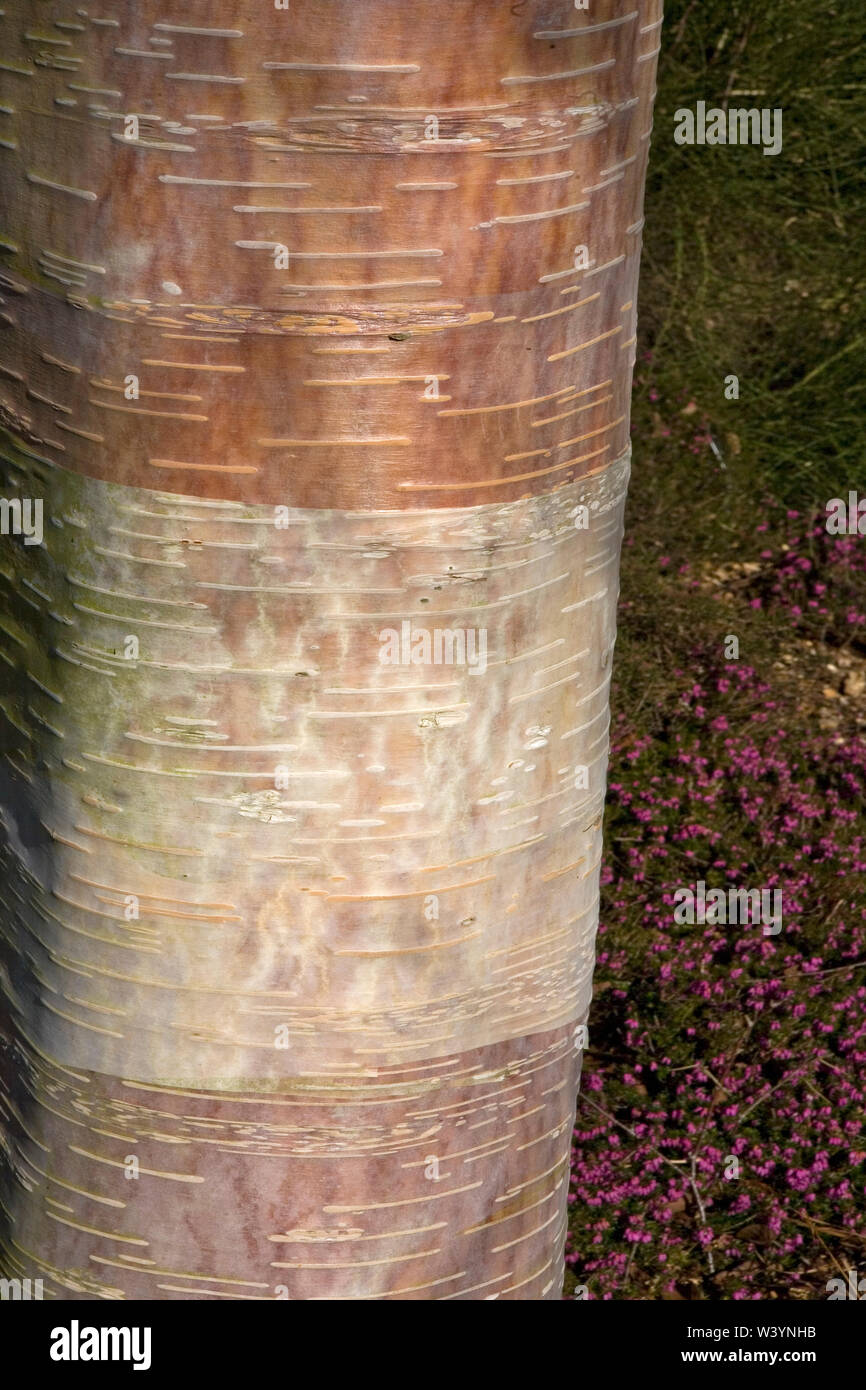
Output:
[{"xmin": 0, "ymin": 0, "xmax": 660, "ymax": 508}]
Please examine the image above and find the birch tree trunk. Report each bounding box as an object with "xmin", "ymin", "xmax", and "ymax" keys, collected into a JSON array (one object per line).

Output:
[{"xmin": 0, "ymin": 1, "xmax": 660, "ymax": 1301}]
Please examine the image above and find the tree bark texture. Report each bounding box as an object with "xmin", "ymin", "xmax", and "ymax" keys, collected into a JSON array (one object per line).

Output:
[{"xmin": 0, "ymin": 1, "xmax": 661, "ymax": 1300}]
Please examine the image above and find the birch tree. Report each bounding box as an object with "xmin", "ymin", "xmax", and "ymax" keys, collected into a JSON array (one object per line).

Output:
[{"xmin": 0, "ymin": 0, "xmax": 661, "ymax": 1300}]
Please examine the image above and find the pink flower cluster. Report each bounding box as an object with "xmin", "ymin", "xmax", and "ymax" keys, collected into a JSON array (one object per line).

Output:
[{"xmin": 567, "ymin": 509, "xmax": 866, "ymax": 1299}]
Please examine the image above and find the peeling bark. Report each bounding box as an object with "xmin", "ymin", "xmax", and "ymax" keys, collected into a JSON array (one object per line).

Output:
[{"xmin": 0, "ymin": 1, "xmax": 660, "ymax": 1300}]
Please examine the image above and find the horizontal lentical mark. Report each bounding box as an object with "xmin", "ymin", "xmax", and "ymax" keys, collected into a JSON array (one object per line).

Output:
[
  {"xmin": 263, "ymin": 62, "xmax": 421, "ymax": 74},
  {"xmin": 153, "ymin": 24, "xmax": 244, "ymax": 37},
  {"xmin": 161, "ymin": 175, "xmax": 311, "ymax": 188},
  {"xmin": 501, "ymin": 59, "xmax": 616, "ymax": 86},
  {"xmin": 533, "ymin": 12, "xmax": 638, "ymax": 38},
  {"xmin": 27, "ymin": 172, "xmax": 96, "ymax": 199}
]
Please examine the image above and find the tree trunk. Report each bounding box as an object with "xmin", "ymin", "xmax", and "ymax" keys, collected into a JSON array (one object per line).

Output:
[{"xmin": 0, "ymin": 1, "xmax": 660, "ymax": 1300}]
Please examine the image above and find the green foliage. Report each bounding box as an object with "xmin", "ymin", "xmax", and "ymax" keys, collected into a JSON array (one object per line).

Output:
[{"xmin": 638, "ymin": 0, "xmax": 866, "ymax": 511}]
